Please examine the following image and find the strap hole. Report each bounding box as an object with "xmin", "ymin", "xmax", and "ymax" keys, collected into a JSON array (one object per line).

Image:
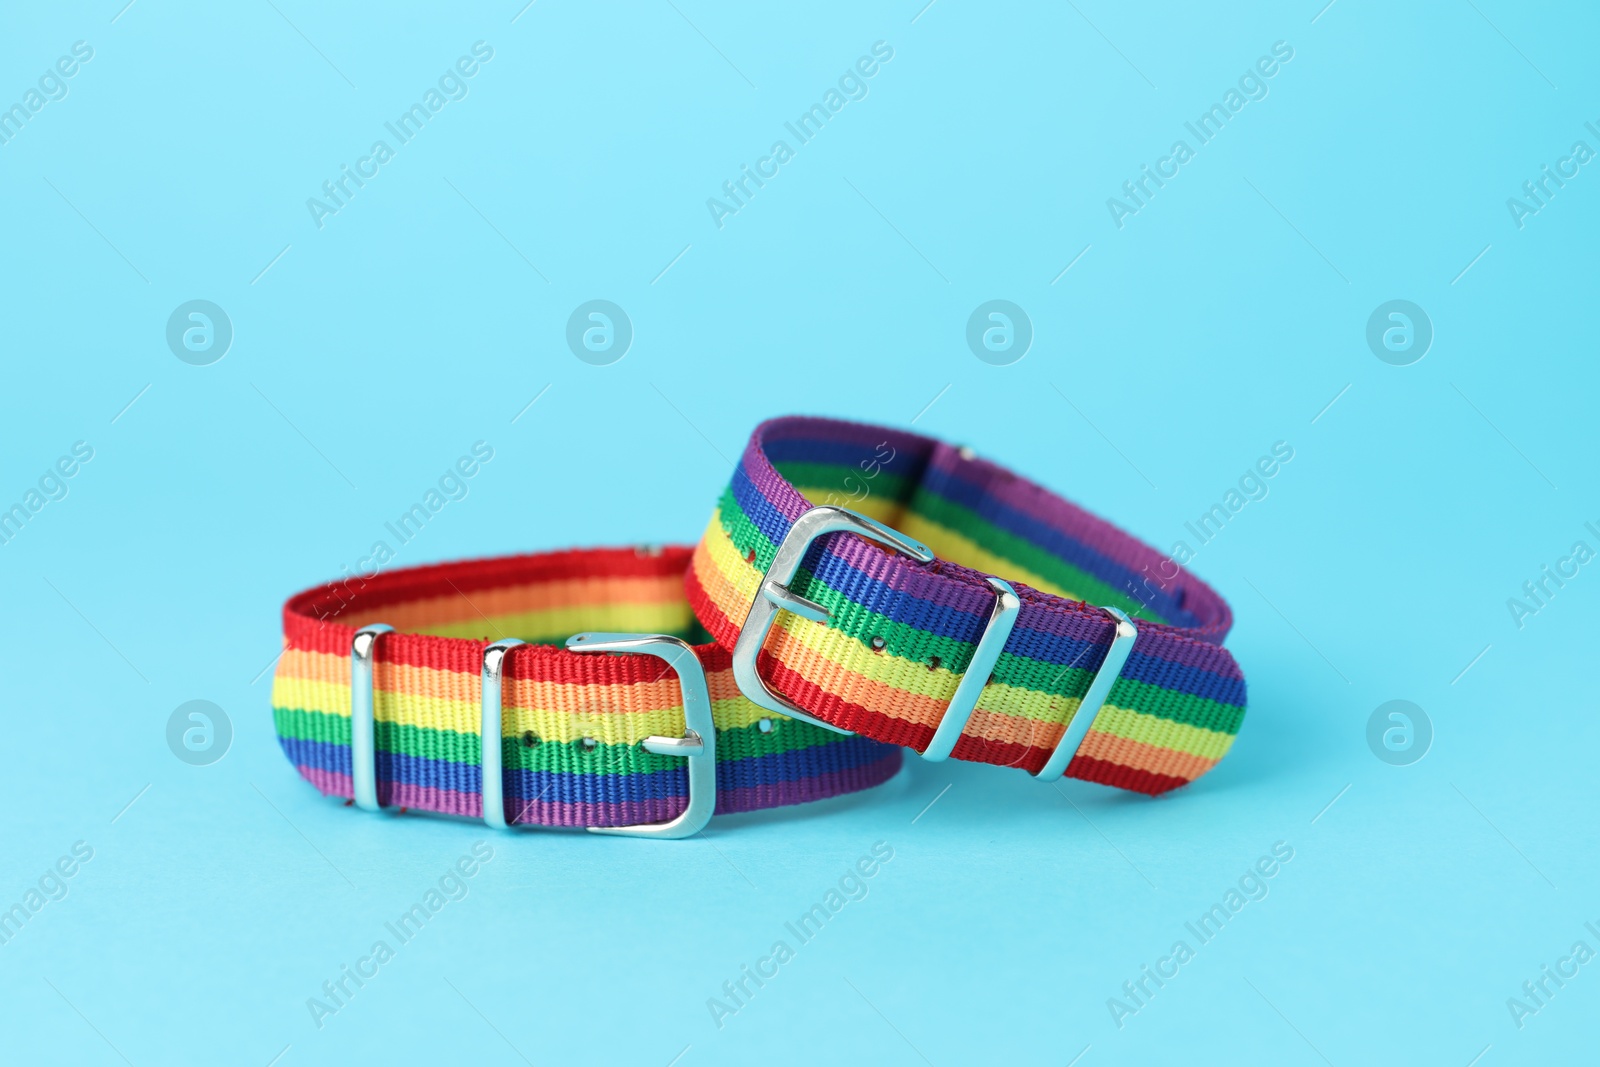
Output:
[
  {"xmin": 745, "ymin": 548, "xmax": 757, "ymax": 564},
  {"xmin": 522, "ymin": 731, "xmax": 540, "ymax": 747},
  {"xmin": 757, "ymin": 717, "xmax": 773, "ymax": 734},
  {"xmin": 578, "ymin": 737, "xmax": 597, "ymax": 753},
  {"xmin": 928, "ymin": 655, "xmax": 942, "ymax": 671},
  {"xmin": 869, "ymin": 635, "xmax": 886, "ymax": 652}
]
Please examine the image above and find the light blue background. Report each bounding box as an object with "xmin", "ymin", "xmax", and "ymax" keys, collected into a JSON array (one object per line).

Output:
[{"xmin": 2, "ymin": 1, "xmax": 1597, "ymax": 1063}]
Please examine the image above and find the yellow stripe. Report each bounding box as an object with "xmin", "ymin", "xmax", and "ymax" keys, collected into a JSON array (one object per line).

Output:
[
  {"xmin": 1088, "ymin": 704, "xmax": 1234, "ymax": 760},
  {"xmin": 412, "ymin": 601, "xmax": 692, "ymax": 640},
  {"xmin": 702, "ymin": 512, "xmax": 765, "ymax": 610},
  {"xmin": 789, "ymin": 486, "xmax": 905, "ymax": 527}
]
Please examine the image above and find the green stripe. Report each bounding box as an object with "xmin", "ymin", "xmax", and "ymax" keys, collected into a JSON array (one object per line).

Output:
[
  {"xmin": 908, "ymin": 487, "xmax": 1165, "ymax": 622},
  {"xmin": 272, "ymin": 706, "xmax": 857, "ymax": 774},
  {"xmin": 721, "ymin": 485, "xmax": 782, "ymax": 568}
]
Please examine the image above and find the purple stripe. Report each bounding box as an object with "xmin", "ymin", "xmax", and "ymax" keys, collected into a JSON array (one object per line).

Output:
[{"xmin": 296, "ymin": 752, "xmax": 900, "ymax": 828}]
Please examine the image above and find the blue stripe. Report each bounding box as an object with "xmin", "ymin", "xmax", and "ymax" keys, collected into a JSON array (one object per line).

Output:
[
  {"xmin": 917, "ymin": 464, "xmax": 1198, "ymax": 627},
  {"xmin": 277, "ymin": 733, "xmax": 896, "ymax": 805},
  {"xmin": 762, "ymin": 431, "xmax": 931, "ymax": 472}
]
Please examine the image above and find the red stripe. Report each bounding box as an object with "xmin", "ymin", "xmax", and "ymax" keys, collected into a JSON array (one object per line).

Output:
[
  {"xmin": 1065, "ymin": 753, "xmax": 1190, "ymax": 795},
  {"xmin": 288, "ymin": 545, "xmax": 694, "ymax": 622}
]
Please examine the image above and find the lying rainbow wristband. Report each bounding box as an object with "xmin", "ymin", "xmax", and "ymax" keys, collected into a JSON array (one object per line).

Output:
[
  {"xmin": 271, "ymin": 545, "xmax": 902, "ymax": 838},
  {"xmin": 687, "ymin": 416, "xmax": 1247, "ymax": 795}
]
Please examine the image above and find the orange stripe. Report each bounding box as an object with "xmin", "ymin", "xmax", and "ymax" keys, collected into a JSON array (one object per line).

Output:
[
  {"xmin": 1076, "ymin": 728, "xmax": 1218, "ymax": 781},
  {"xmin": 358, "ymin": 574, "xmax": 683, "ymax": 631},
  {"xmin": 692, "ymin": 536, "xmax": 757, "ymax": 629}
]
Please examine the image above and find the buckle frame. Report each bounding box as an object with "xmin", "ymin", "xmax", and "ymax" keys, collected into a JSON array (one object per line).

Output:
[
  {"xmin": 477, "ymin": 633, "xmax": 716, "ymax": 838},
  {"xmin": 349, "ymin": 627, "xmax": 715, "ymax": 838},
  {"xmin": 564, "ymin": 632, "xmax": 716, "ymax": 839},
  {"xmin": 730, "ymin": 506, "xmax": 935, "ymax": 735}
]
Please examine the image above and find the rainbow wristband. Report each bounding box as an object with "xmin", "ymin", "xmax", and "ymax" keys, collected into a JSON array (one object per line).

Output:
[
  {"xmin": 271, "ymin": 545, "xmax": 902, "ymax": 837},
  {"xmin": 687, "ymin": 416, "xmax": 1247, "ymax": 795}
]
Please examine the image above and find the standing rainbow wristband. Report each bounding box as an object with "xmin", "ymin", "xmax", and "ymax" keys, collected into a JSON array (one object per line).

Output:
[{"xmin": 689, "ymin": 415, "xmax": 1246, "ymax": 795}]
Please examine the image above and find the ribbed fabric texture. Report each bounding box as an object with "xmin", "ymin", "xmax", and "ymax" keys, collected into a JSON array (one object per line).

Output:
[
  {"xmin": 686, "ymin": 416, "xmax": 1247, "ymax": 795},
  {"xmin": 271, "ymin": 546, "xmax": 902, "ymax": 827}
]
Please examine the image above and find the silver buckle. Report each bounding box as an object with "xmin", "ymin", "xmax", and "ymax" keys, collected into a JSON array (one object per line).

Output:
[
  {"xmin": 725, "ymin": 504, "xmax": 1139, "ymax": 779},
  {"xmin": 477, "ymin": 632, "xmax": 716, "ymax": 839},
  {"xmin": 349, "ymin": 626, "xmax": 715, "ymax": 838},
  {"xmin": 565, "ymin": 633, "xmax": 716, "ymax": 839},
  {"xmin": 1033, "ymin": 607, "xmax": 1138, "ymax": 781},
  {"xmin": 730, "ymin": 506, "xmax": 934, "ymax": 734}
]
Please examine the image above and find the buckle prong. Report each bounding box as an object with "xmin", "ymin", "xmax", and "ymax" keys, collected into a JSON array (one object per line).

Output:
[
  {"xmin": 760, "ymin": 583, "xmax": 830, "ymax": 623},
  {"xmin": 641, "ymin": 733, "xmax": 705, "ymax": 756}
]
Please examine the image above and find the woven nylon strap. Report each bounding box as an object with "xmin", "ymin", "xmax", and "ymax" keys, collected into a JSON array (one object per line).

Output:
[
  {"xmin": 686, "ymin": 416, "xmax": 1247, "ymax": 795},
  {"xmin": 271, "ymin": 546, "xmax": 902, "ymax": 827}
]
